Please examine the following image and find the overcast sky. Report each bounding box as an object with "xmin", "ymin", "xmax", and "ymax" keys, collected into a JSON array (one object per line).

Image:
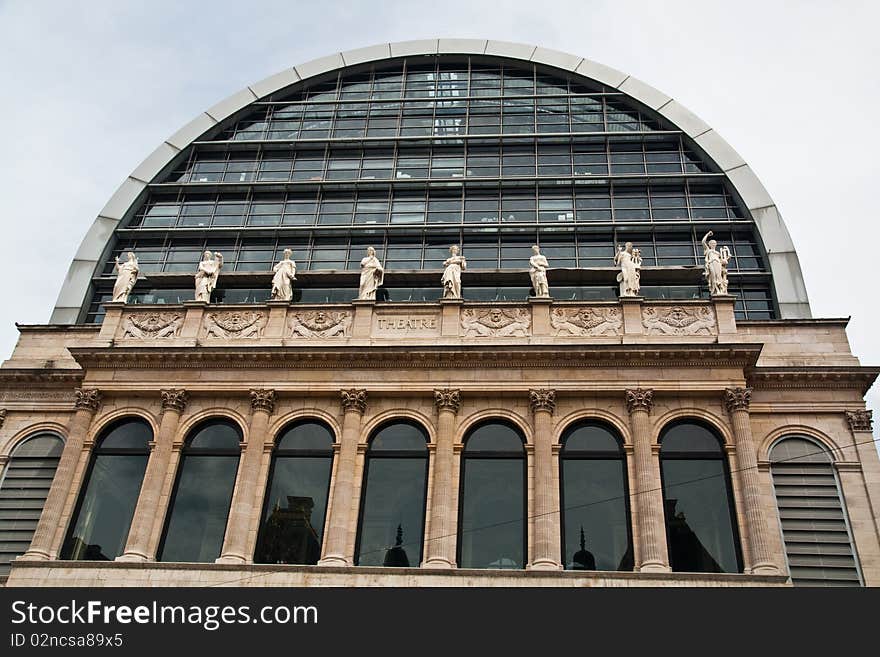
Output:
[{"xmin": 1, "ymin": 0, "xmax": 879, "ymax": 421}]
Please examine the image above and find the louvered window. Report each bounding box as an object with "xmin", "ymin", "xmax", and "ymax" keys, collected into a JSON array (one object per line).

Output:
[
  {"xmin": 771, "ymin": 437, "xmax": 862, "ymax": 586},
  {"xmin": 0, "ymin": 433, "xmax": 64, "ymax": 576}
]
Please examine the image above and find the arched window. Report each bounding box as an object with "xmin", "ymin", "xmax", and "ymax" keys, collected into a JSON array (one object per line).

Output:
[
  {"xmin": 458, "ymin": 421, "xmax": 526, "ymax": 569},
  {"xmin": 560, "ymin": 421, "xmax": 633, "ymax": 571},
  {"xmin": 61, "ymin": 419, "xmax": 152, "ymax": 561},
  {"xmin": 660, "ymin": 421, "xmax": 742, "ymax": 573},
  {"xmin": 158, "ymin": 420, "xmax": 241, "ymax": 563},
  {"xmin": 0, "ymin": 433, "xmax": 64, "ymax": 576},
  {"xmin": 770, "ymin": 436, "xmax": 862, "ymax": 586},
  {"xmin": 254, "ymin": 420, "xmax": 335, "ymax": 565},
  {"xmin": 355, "ymin": 421, "xmax": 428, "ymax": 567}
]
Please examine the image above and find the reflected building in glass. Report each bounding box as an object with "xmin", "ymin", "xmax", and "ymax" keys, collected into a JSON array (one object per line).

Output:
[{"xmin": 1, "ymin": 40, "xmax": 878, "ymax": 587}]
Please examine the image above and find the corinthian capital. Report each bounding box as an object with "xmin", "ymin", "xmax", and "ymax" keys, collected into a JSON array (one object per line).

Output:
[
  {"xmin": 845, "ymin": 409, "xmax": 873, "ymax": 432},
  {"xmin": 160, "ymin": 389, "xmax": 189, "ymax": 413},
  {"xmin": 434, "ymin": 388, "xmax": 461, "ymax": 414},
  {"xmin": 250, "ymin": 389, "xmax": 276, "ymax": 414},
  {"xmin": 0, "ymin": 409, "xmax": 6, "ymax": 429},
  {"xmin": 341, "ymin": 388, "xmax": 367, "ymax": 415},
  {"xmin": 625, "ymin": 388, "xmax": 653, "ymax": 415},
  {"xmin": 74, "ymin": 388, "xmax": 102, "ymax": 412},
  {"xmin": 529, "ymin": 389, "xmax": 556, "ymax": 415},
  {"xmin": 724, "ymin": 387, "xmax": 752, "ymax": 414}
]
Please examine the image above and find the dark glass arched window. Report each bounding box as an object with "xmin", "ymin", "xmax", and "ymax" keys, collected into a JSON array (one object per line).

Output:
[
  {"xmin": 158, "ymin": 420, "xmax": 241, "ymax": 562},
  {"xmin": 458, "ymin": 421, "xmax": 526, "ymax": 569},
  {"xmin": 770, "ymin": 436, "xmax": 862, "ymax": 586},
  {"xmin": 660, "ymin": 420, "xmax": 742, "ymax": 573},
  {"xmin": 61, "ymin": 419, "xmax": 152, "ymax": 561},
  {"xmin": 355, "ymin": 421, "xmax": 428, "ymax": 567},
  {"xmin": 254, "ymin": 420, "xmax": 335, "ymax": 564},
  {"xmin": 560, "ymin": 421, "xmax": 633, "ymax": 571},
  {"xmin": 0, "ymin": 433, "xmax": 63, "ymax": 576}
]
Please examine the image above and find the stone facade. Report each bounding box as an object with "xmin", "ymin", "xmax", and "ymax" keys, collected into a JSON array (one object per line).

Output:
[{"xmin": 1, "ymin": 296, "xmax": 879, "ymax": 587}]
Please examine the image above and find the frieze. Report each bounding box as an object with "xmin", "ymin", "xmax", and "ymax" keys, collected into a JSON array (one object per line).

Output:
[
  {"xmin": 288, "ymin": 310, "xmax": 351, "ymax": 339},
  {"xmin": 204, "ymin": 311, "xmax": 265, "ymax": 339},
  {"xmin": 551, "ymin": 306, "xmax": 622, "ymax": 337},
  {"xmin": 461, "ymin": 307, "xmax": 531, "ymax": 337},
  {"xmin": 121, "ymin": 312, "xmax": 183, "ymax": 340},
  {"xmin": 375, "ymin": 315, "xmax": 439, "ymax": 333},
  {"xmin": 642, "ymin": 305, "xmax": 717, "ymax": 336}
]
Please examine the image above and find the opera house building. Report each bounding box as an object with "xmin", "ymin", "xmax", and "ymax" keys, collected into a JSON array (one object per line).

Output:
[{"xmin": 1, "ymin": 39, "xmax": 878, "ymax": 587}]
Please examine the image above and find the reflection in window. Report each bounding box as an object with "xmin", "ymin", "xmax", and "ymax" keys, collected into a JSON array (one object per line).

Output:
[
  {"xmin": 158, "ymin": 421, "xmax": 241, "ymax": 563},
  {"xmin": 660, "ymin": 421, "xmax": 742, "ymax": 573},
  {"xmin": 355, "ymin": 422, "xmax": 428, "ymax": 566},
  {"xmin": 0, "ymin": 433, "xmax": 63, "ymax": 576},
  {"xmin": 560, "ymin": 422, "xmax": 633, "ymax": 571},
  {"xmin": 458, "ymin": 422, "xmax": 525, "ymax": 569},
  {"xmin": 61, "ymin": 419, "xmax": 152, "ymax": 561},
  {"xmin": 770, "ymin": 437, "xmax": 862, "ymax": 586},
  {"xmin": 254, "ymin": 421, "xmax": 335, "ymax": 565}
]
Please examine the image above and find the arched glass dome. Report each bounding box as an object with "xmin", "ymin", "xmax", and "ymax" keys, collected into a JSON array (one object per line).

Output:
[{"xmin": 51, "ymin": 40, "xmax": 810, "ymax": 324}]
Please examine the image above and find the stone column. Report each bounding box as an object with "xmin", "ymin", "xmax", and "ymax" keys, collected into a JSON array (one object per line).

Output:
[
  {"xmin": 625, "ymin": 388, "xmax": 669, "ymax": 572},
  {"xmin": 217, "ymin": 389, "xmax": 276, "ymax": 563},
  {"xmin": 845, "ymin": 410, "xmax": 880, "ymax": 549},
  {"xmin": 529, "ymin": 389, "xmax": 562, "ymax": 570},
  {"xmin": 318, "ymin": 388, "xmax": 367, "ymax": 566},
  {"xmin": 724, "ymin": 387, "xmax": 778, "ymax": 574},
  {"xmin": 422, "ymin": 388, "xmax": 461, "ymax": 568},
  {"xmin": 19, "ymin": 388, "xmax": 101, "ymax": 561},
  {"xmin": 117, "ymin": 389, "xmax": 188, "ymax": 562}
]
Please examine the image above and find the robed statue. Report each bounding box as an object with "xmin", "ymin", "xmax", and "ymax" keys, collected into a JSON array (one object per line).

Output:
[
  {"xmin": 271, "ymin": 249, "xmax": 297, "ymax": 301},
  {"xmin": 529, "ymin": 245, "xmax": 550, "ymax": 298},
  {"xmin": 441, "ymin": 245, "xmax": 466, "ymax": 299},
  {"xmin": 614, "ymin": 242, "xmax": 642, "ymax": 297},
  {"xmin": 194, "ymin": 250, "xmax": 223, "ymax": 303},
  {"xmin": 112, "ymin": 252, "xmax": 139, "ymax": 303},
  {"xmin": 701, "ymin": 231, "xmax": 731, "ymax": 296},
  {"xmin": 358, "ymin": 246, "xmax": 384, "ymax": 300}
]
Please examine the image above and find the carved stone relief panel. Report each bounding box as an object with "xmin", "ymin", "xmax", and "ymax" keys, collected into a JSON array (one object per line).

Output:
[
  {"xmin": 461, "ymin": 307, "xmax": 531, "ymax": 337},
  {"xmin": 203, "ymin": 311, "xmax": 266, "ymax": 339},
  {"xmin": 121, "ymin": 312, "xmax": 183, "ymax": 339},
  {"xmin": 550, "ymin": 306, "xmax": 622, "ymax": 337},
  {"xmin": 641, "ymin": 305, "xmax": 717, "ymax": 336},
  {"xmin": 287, "ymin": 310, "xmax": 352, "ymax": 339}
]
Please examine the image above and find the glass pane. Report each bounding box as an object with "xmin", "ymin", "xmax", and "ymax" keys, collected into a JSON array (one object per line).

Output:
[
  {"xmin": 661, "ymin": 422, "xmax": 722, "ymax": 453},
  {"xmin": 12, "ymin": 434, "xmax": 64, "ymax": 458},
  {"xmin": 356, "ymin": 457, "xmax": 427, "ymax": 566},
  {"xmin": 662, "ymin": 458, "xmax": 740, "ymax": 573},
  {"xmin": 61, "ymin": 453, "xmax": 149, "ymax": 560},
  {"xmin": 563, "ymin": 423, "xmax": 621, "ymax": 453},
  {"xmin": 459, "ymin": 458, "xmax": 524, "ymax": 568},
  {"xmin": 370, "ymin": 423, "xmax": 427, "ymax": 451},
  {"xmin": 254, "ymin": 455, "xmax": 333, "ymax": 564},
  {"xmin": 464, "ymin": 423, "xmax": 523, "ymax": 452},
  {"xmin": 158, "ymin": 454, "xmax": 239, "ymax": 562},
  {"xmin": 99, "ymin": 420, "xmax": 152, "ymax": 450},
  {"xmin": 770, "ymin": 437, "xmax": 831, "ymax": 464},
  {"xmin": 188, "ymin": 422, "xmax": 241, "ymax": 450},
  {"xmin": 276, "ymin": 422, "xmax": 334, "ymax": 452},
  {"xmin": 562, "ymin": 459, "xmax": 632, "ymax": 570}
]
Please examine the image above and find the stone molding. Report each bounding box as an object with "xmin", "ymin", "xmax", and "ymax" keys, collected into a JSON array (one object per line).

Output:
[
  {"xmin": 625, "ymin": 388, "xmax": 654, "ymax": 415},
  {"xmin": 529, "ymin": 389, "xmax": 556, "ymax": 415},
  {"xmin": 340, "ymin": 388, "xmax": 367, "ymax": 415},
  {"xmin": 433, "ymin": 388, "xmax": 461, "ymax": 414}
]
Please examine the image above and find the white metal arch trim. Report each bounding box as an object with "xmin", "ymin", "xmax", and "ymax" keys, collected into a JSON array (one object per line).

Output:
[{"xmin": 50, "ymin": 39, "xmax": 811, "ymax": 323}]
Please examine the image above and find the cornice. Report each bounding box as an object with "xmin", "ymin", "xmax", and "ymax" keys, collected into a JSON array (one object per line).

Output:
[
  {"xmin": 747, "ymin": 367, "xmax": 880, "ymax": 395},
  {"xmin": 67, "ymin": 344, "xmax": 764, "ymax": 370},
  {"xmin": 0, "ymin": 369, "xmax": 84, "ymax": 385}
]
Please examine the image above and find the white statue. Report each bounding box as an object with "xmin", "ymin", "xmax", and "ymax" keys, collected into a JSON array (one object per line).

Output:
[
  {"xmin": 441, "ymin": 245, "xmax": 467, "ymax": 299},
  {"xmin": 112, "ymin": 251, "xmax": 139, "ymax": 303},
  {"xmin": 271, "ymin": 248, "xmax": 297, "ymax": 301},
  {"xmin": 614, "ymin": 242, "xmax": 642, "ymax": 297},
  {"xmin": 529, "ymin": 245, "xmax": 550, "ymax": 298},
  {"xmin": 194, "ymin": 250, "xmax": 223, "ymax": 303},
  {"xmin": 701, "ymin": 231, "xmax": 731, "ymax": 296},
  {"xmin": 358, "ymin": 246, "xmax": 384, "ymax": 300}
]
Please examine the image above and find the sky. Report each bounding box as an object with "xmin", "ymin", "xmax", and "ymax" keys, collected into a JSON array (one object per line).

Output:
[{"xmin": 1, "ymin": 0, "xmax": 879, "ymax": 419}]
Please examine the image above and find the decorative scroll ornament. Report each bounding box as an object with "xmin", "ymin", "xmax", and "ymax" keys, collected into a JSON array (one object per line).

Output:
[
  {"xmin": 845, "ymin": 409, "xmax": 873, "ymax": 432},
  {"xmin": 341, "ymin": 388, "xmax": 367, "ymax": 415},
  {"xmin": 642, "ymin": 305, "xmax": 716, "ymax": 336},
  {"xmin": 0, "ymin": 408, "xmax": 6, "ymax": 429},
  {"xmin": 625, "ymin": 388, "xmax": 654, "ymax": 414},
  {"xmin": 724, "ymin": 387, "xmax": 752, "ymax": 413},
  {"xmin": 121, "ymin": 312, "xmax": 183, "ymax": 339},
  {"xmin": 529, "ymin": 389, "xmax": 556, "ymax": 414},
  {"xmin": 434, "ymin": 388, "xmax": 461, "ymax": 414},
  {"xmin": 204, "ymin": 311, "xmax": 265, "ymax": 339},
  {"xmin": 461, "ymin": 307, "xmax": 530, "ymax": 337},
  {"xmin": 288, "ymin": 311, "xmax": 351, "ymax": 339},
  {"xmin": 551, "ymin": 306, "xmax": 622, "ymax": 337},
  {"xmin": 160, "ymin": 389, "xmax": 188, "ymax": 412},
  {"xmin": 74, "ymin": 388, "xmax": 102, "ymax": 412},
  {"xmin": 250, "ymin": 389, "xmax": 276, "ymax": 414}
]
